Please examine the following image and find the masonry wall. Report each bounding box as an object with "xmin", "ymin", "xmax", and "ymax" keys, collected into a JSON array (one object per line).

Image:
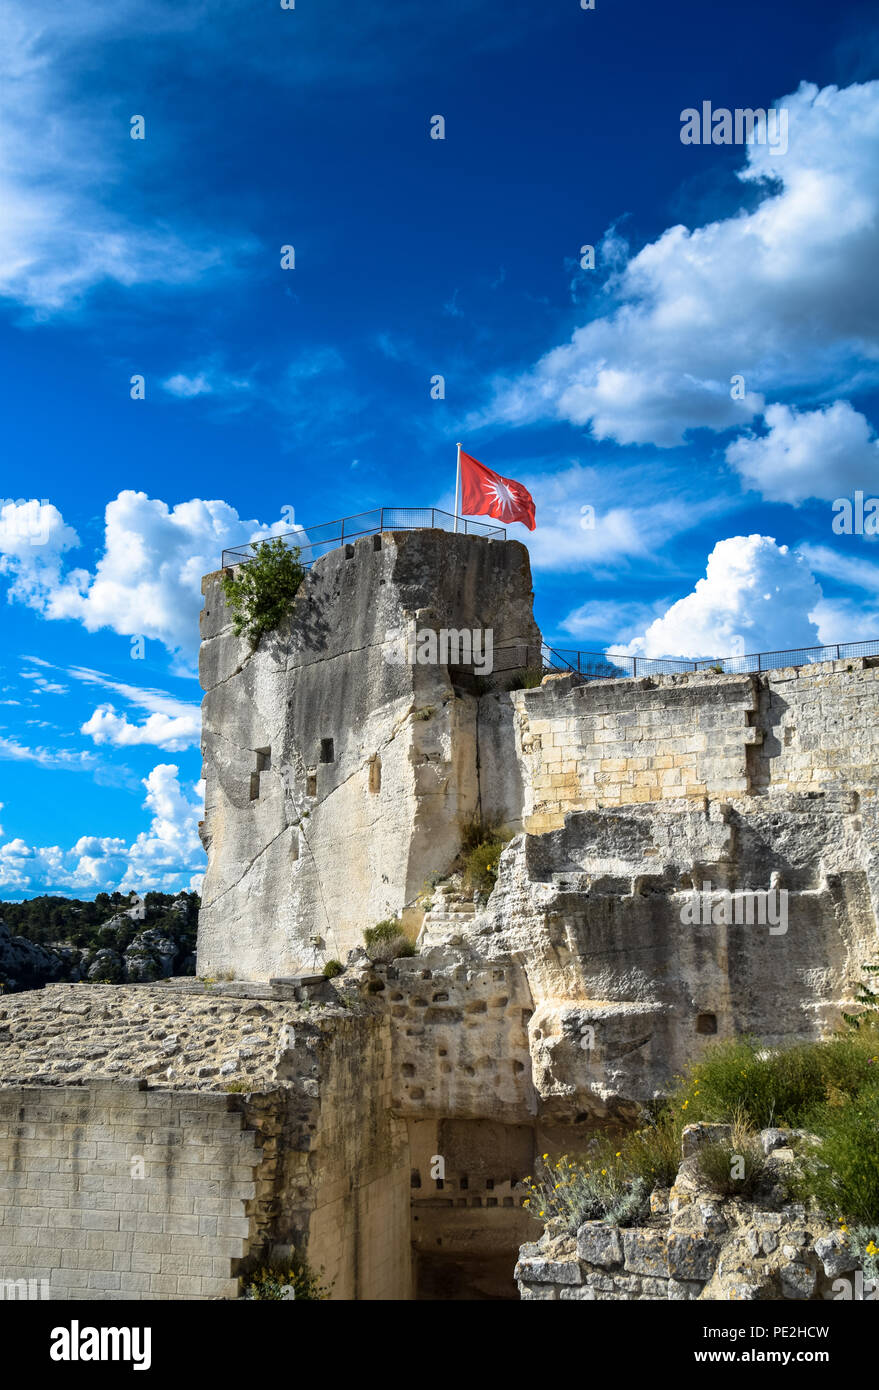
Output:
[
  {"xmin": 482, "ymin": 657, "xmax": 879, "ymax": 834},
  {"xmin": 293, "ymin": 1013, "xmax": 413, "ymax": 1300},
  {"xmin": 0, "ymin": 1084, "xmax": 260, "ymax": 1301},
  {"xmin": 0, "ymin": 994, "xmax": 416, "ymax": 1302}
]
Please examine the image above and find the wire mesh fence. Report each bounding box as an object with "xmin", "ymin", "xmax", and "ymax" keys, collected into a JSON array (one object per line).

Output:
[
  {"xmin": 542, "ymin": 640, "xmax": 879, "ymax": 682},
  {"xmin": 221, "ymin": 507, "xmax": 506, "ymax": 569}
]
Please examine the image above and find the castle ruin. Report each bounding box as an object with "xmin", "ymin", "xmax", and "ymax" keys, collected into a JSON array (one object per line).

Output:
[{"xmin": 1, "ymin": 528, "xmax": 877, "ymax": 1299}]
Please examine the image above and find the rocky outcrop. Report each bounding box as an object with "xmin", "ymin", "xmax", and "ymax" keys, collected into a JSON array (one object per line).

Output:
[
  {"xmin": 0, "ymin": 919, "xmax": 71, "ymax": 993},
  {"xmin": 0, "ymin": 911, "xmax": 197, "ymax": 993},
  {"xmin": 515, "ymin": 1125, "xmax": 857, "ymax": 1301},
  {"xmin": 418, "ymin": 790, "xmax": 878, "ymax": 1115}
]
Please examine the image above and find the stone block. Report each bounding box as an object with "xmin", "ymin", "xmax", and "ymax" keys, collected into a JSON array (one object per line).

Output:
[
  {"xmin": 622, "ymin": 1228, "xmax": 668, "ymax": 1278},
  {"xmin": 576, "ymin": 1221, "xmax": 623, "ymax": 1269}
]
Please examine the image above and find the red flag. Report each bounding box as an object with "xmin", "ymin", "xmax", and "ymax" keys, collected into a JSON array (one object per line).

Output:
[{"xmin": 459, "ymin": 451, "xmax": 536, "ymax": 530}]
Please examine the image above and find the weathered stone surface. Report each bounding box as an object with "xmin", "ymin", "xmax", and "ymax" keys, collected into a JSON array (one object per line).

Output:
[
  {"xmin": 577, "ymin": 1221, "xmax": 623, "ymax": 1269},
  {"xmin": 667, "ymin": 1277, "xmax": 703, "ymax": 1301},
  {"xmin": 515, "ymin": 1256, "xmax": 582, "ymax": 1285},
  {"xmin": 814, "ymin": 1232, "xmax": 859, "ymax": 1278},
  {"xmin": 667, "ymin": 1232, "xmax": 719, "ymax": 1281},
  {"xmin": 681, "ymin": 1123, "xmax": 733, "ymax": 1158},
  {"xmin": 622, "ymin": 1228, "xmax": 668, "ymax": 1277},
  {"xmin": 197, "ymin": 530, "xmax": 542, "ymax": 980}
]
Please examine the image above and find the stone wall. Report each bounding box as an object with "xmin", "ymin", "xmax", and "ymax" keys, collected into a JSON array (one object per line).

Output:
[
  {"xmin": 197, "ymin": 529, "xmax": 541, "ymax": 980},
  {"xmin": 0, "ymin": 982, "xmax": 413, "ymax": 1301},
  {"xmin": 0, "ymin": 1083, "xmax": 259, "ymax": 1300},
  {"xmin": 516, "ymin": 1125, "xmax": 857, "ymax": 1302},
  {"xmin": 483, "ymin": 657, "xmax": 879, "ymax": 834}
]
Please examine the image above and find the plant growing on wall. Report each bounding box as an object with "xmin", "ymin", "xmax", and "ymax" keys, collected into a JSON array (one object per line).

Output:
[
  {"xmin": 842, "ymin": 957, "xmax": 879, "ymax": 1030},
  {"xmin": 221, "ymin": 537, "xmax": 305, "ymax": 649},
  {"xmin": 363, "ymin": 920, "xmax": 416, "ymax": 963},
  {"xmin": 242, "ymin": 1253, "xmax": 333, "ymax": 1300},
  {"xmin": 459, "ymin": 818, "xmax": 514, "ymax": 897}
]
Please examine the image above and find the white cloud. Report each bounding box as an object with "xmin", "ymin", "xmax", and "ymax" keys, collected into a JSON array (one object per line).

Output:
[
  {"xmin": 19, "ymin": 660, "xmax": 202, "ymax": 751},
  {"xmin": 0, "ymin": 1, "xmax": 249, "ymax": 314},
  {"xmin": 163, "ymin": 373, "xmax": 213, "ymax": 398},
  {"xmin": 20, "ymin": 670, "xmax": 68, "ymax": 694},
  {"xmin": 80, "ymin": 706, "xmax": 199, "ymax": 753},
  {"xmin": 0, "ymin": 733, "xmax": 98, "ymax": 772},
  {"xmin": 557, "ymin": 598, "xmax": 666, "ymax": 644},
  {"xmin": 0, "ymin": 763, "xmax": 204, "ymax": 895},
  {"xmin": 618, "ymin": 535, "xmax": 823, "ymax": 660},
  {"xmin": 0, "ymin": 500, "xmax": 82, "ymax": 609},
  {"xmin": 162, "ymin": 365, "xmax": 252, "ymax": 400},
  {"xmin": 726, "ymin": 401, "xmax": 879, "ymax": 503},
  {"xmin": 0, "ymin": 491, "xmax": 302, "ymax": 668},
  {"xmin": 491, "ymin": 460, "xmax": 731, "ymax": 573},
  {"xmin": 797, "ymin": 544, "xmax": 879, "ymax": 595},
  {"xmin": 796, "ymin": 544, "xmax": 879, "ymax": 644},
  {"xmin": 479, "ymin": 80, "xmax": 879, "ymax": 447}
]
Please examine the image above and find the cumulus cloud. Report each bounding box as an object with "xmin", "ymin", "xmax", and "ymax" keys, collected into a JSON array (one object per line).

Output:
[
  {"xmin": 478, "ymin": 80, "xmax": 879, "ymax": 447},
  {"xmin": 726, "ymin": 401, "xmax": 879, "ymax": 504},
  {"xmin": 0, "ymin": 500, "xmax": 82, "ymax": 607},
  {"xmin": 80, "ymin": 707, "xmax": 199, "ymax": 753},
  {"xmin": 618, "ymin": 535, "xmax": 823, "ymax": 660},
  {"xmin": 0, "ymin": 764, "xmax": 204, "ymax": 895},
  {"xmin": 0, "ymin": 491, "xmax": 302, "ymax": 668}
]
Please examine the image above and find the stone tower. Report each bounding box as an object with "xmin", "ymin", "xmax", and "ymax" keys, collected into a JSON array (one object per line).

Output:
[{"xmin": 196, "ymin": 528, "xmax": 542, "ymax": 979}]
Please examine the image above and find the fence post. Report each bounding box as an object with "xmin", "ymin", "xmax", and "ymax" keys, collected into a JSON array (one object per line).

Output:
[
  {"xmin": 633, "ymin": 657, "xmax": 637, "ymax": 678},
  {"xmin": 757, "ymin": 651, "xmax": 762, "ymax": 671},
  {"xmin": 835, "ymin": 645, "xmax": 840, "ymax": 660},
  {"xmin": 379, "ymin": 507, "xmax": 384, "ymax": 533}
]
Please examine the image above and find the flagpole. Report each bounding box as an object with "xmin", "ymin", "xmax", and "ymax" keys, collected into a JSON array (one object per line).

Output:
[{"xmin": 454, "ymin": 442, "xmax": 462, "ymax": 533}]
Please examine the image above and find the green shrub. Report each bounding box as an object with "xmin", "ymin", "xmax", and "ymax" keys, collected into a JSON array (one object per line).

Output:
[
  {"xmin": 793, "ymin": 1082, "xmax": 879, "ymax": 1228},
  {"xmin": 505, "ymin": 666, "xmax": 545, "ymax": 691},
  {"xmin": 843, "ymin": 957, "xmax": 879, "ymax": 1031},
  {"xmin": 221, "ymin": 537, "xmax": 305, "ymax": 649},
  {"xmin": 672, "ymin": 1034, "xmax": 879, "ymax": 1131},
  {"xmin": 623, "ymin": 1105, "xmax": 684, "ymax": 1189},
  {"xmin": 323, "ymin": 959, "xmax": 344, "ymax": 979},
  {"xmin": 362, "ymin": 920, "xmax": 416, "ymax": 963},
  {"xmin": 242, "ymin": 1253, "xmax": 332, "ymax": 1301},
  {"xmin": 459, "ymin": 818, "xmax": 513, "ymax": 897},
  {"xmin": 522, "ymin": 1152, "xmax": 651, "ymax": 1233},
  {"xmin": 696, "ymin": 1132, "xmax": 767, "ymax": 1198},
  {"xmin": 528, "ymin": 1034, "xmax": 879, "ymax": 1239}
]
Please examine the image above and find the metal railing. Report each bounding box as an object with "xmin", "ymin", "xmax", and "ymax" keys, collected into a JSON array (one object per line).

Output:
[
  {"xmin": 221, "ymin": 507, "xmax": 506, "ymax": 569},
  {"xmin": 542, "ymin": 639, "xmax": 879, "ymax": 682}
]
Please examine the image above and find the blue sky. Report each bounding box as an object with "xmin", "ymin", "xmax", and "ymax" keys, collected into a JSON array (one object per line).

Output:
[{"xmin": 1, "ymin": 0, "xmax": 878, "ymax": 898}]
